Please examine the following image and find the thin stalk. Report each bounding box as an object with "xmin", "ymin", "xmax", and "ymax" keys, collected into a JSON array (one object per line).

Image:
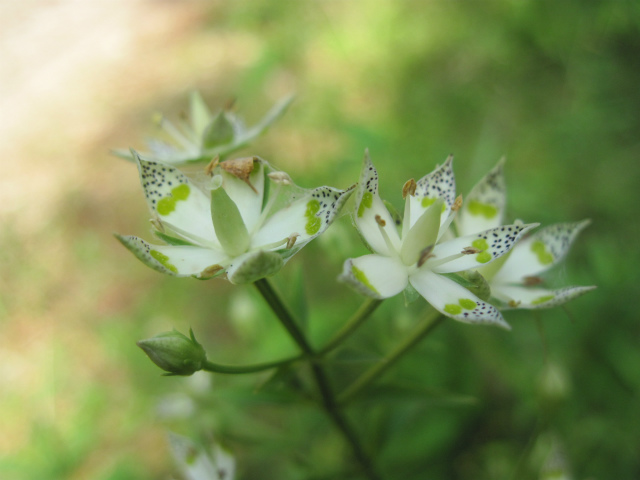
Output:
[
  {"xmin": 254, "ymin": 278, "xmax": 314, "ymax": 355},
  {"xmin": 319, "ymin": 299, "xmax": 383, "ymax": 356},
  {"xmin": 254, "ymin": 278, "xmax": 382, "ymax": 480},
  {"xmin": 202, "ymin": 355, "xmax": 301, "ymax": 375},
  {"xmin": 338, "ymin": 309, "xmax": 445, "ymax": 405}
]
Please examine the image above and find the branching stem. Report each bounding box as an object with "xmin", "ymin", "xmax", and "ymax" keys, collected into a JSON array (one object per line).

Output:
[{"xmin": 254, "ymin": 278, "xmax": 382, "ymax": 480}]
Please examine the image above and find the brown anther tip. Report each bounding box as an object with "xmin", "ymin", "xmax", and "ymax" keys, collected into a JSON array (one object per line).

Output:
[
  {"xmin": 417, "ymin": 245, "xmax": 435, "ymax": 267},
  {"xmin": 402, "ymin": 178, "xmax": 417, "ymax": 199},
  {"xmin": 220, "ymin": 157, "xmax": 258, "ymax": 193},
  {"xmin": 523, "ymin": 276, "xmax": 543, "ymax": 286},
  {"xmin": 462, "ymin": 246, "xmax": 481, "ymax": 255},
  {"xmin": 508, "ymin": 300, "xmax": 521, "ymax": 308},
  {"xmin": 204, "ymin": 156, "xmax": 220, "ymax": 176},
  {"xmin": 201, "ymin": 264, "xmax": 224, "ymax": 277},
  {"xmin": 374, "ymin": 215, "xmax": 386, "ymax": 227},
  {"xmin": 452, "ymin": 194, "xmax": 463, "ymax": 212},
  {"xmin": 286, "ymin": 233, "xmax": 300, "ymax": 249}
]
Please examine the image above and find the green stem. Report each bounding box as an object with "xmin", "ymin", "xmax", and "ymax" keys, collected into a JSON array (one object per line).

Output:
[
  {"xmin": 319, "ymin": 299, "xmax": 383, "ymax": 355},
  {"xmin": 202, "ymin": 355, "xmax": 301, "ymax": 374},
  {"xmin": 338, "ymin": 308, "xmax": 445, "ymax": 405},
  {"xmin": 254, "ymin": 278, "xmax": 382, "ymax": 480},
  {"xmin": 254, "ymin": 278, "xmax": 314, "ymax": 355}
]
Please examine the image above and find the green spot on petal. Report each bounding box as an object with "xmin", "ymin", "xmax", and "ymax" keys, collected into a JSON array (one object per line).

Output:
[
  {"xmin": 476, "ymin": 251, "xmax": 492, "ymax": 263},
  {"xmin": 444, "ymin": 304, "xmax": 462, "ymax": 315},
  {"xmin": 459, "ymin": 298, "xmax": 477, "ymax": 310},
  {"xmin": 532, "ymin": 295, "xmax": 555, "ymax": 305},
  {"xmin": 172, "ymin": 184, "xmax": 190, "ymax": 200},
  {"xmin": 304, "ymin": 199, "xmax": 322, "ymax": 235},
  {"xmin": 357, "ymin": 191, "xmax": 373, "ymax": 217},
  {"xmin": 531, "ymin": 240, "xmax": 554, "ymax": 265},
  {"xmin": 150, "ymin": 250, "xmax": 178, "ymax": 273},
  {"xmin": 468, "ymin": 200, "xmax": 498, "ymax": 219},
  {"xmin": 351, "ymin": 264, "xmax": 379, "ymax": 295},
  {"xmin": 472, "ymin": 238, "xmax": 492, "ymax": 263},
  {"xmin": 156, "ymin": 185, "xmax": 191, "ymax": 216},
  {"xmin": 472, "ymin": 238, "xmax": 489, "ymax": 250},
  {"xmin": 421, "ymin": 197, "xmax": 446, "ymax": 212}
]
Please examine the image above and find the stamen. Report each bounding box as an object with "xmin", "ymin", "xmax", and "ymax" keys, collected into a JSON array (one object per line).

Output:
[
  {"xmin": 161, "ymin": 220, "xmax": 219, "ymax": 249},
  {"xmin": 220, "ymin": 157, "xmax": 258, "ymax": 193},
  {"xmin": 159, "ymin": 116, "xmax": 197, "ymax": 151},
  {"xmin": 417, "ymin": 244, "xmax": 435, "ymax": 267},
  {"xmin": 375, "ymin": 214, "xmax": 399, "ymax": 258},
  {"xmin": 508, "ymin": 300, "xmax": 522, "ymax": 308},
  {"xmin": 251, "ymin": 182, "xmax": 283, "ymax": 235},
  {"xmin": 150, "ymin": 218, "xmax": 165, "ymax": 233},
  {"xmin": 462, "ymin": 246, "xmax": 481, "ymax": 255},
  {"xmin": 268, "ymin": 171, "xmax": 293, "ymax": 186},
  {"xmin": 402, "ymin": 178, "xmax": 417, "ymax": 199},
  {"xmin": 286, "ymin": 233, "xmax": 300, "ymax": 249},
  {"xmin": 437, "ymin": 207, "xmax": 458, "ymax": 242},
  {"xmin": 201, "ymin": 264, "xmax": 225, "ymax": 278},
  {"xmin": 452, "ymin": 194, "xmax": 463, "ymax": 212},
  {"xmin": 524, "ymin": 276, "xmax": 543, "ymax": 286},
  {"xmin": 204, "ymin": 155, "xmax": 220, "ymax": 176},
  {"xmin": 427, "ymin": 251, "xmax": 468, "ymax": 269}
]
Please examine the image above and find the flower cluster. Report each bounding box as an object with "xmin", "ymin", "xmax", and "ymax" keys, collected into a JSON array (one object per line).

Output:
[
  {"xmin": 117, "ymin": 153, "xmax": 353, "ymax": 284},
  {"xmin": 117, "ymin": 93, "xmax": 594, "ymax": 327},
  {"xmin": 338, "ymin": 153, "xmax": 595, "ymax": 328}
]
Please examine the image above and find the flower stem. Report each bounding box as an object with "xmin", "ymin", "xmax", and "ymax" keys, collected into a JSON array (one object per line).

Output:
[
  {"xmin": 254, "ymin": 278, "xmax": 382, "ymax": 480},
  {"xmin": 202, "ymin": 355, "xmax": 301, "ymax": 374},
  {"xmin": 338, "ymin": 308, "xmax": 445, "ymax": 405},
  {"xmin": 319, "ymin": 299, "xmax": 383, "ymax": 356}
]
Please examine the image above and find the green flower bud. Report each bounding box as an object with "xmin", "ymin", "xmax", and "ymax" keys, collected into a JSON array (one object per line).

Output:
[{"xmin": 137, "ymin": 329, "xmax": 206, "ymax": 376}]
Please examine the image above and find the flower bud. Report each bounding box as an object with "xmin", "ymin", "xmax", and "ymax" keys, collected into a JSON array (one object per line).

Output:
[{"xmin": 137, "ymin": 329, "xmax": 206, "ymax": 376}]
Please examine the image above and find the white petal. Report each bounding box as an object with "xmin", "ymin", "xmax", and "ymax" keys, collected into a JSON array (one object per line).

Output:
[
  {"xmin": 457, "ymin": 158, "xmax": 506, "ymax": 235},
  {"xmin": 430, "ymin": 223, "xmax": 538, "ymax": 274},
  {"xmin": 117, "ymin": 235, "xmax": 227, "ymax": 278},
  {"xmin": 354, "ymin": 153, "xmax": 401, "ymax": 255},
  {"xmin": 135, "ymin": 155, "xmax": 216, "ymax": 242},
  {"xmin": 253, "ymin": 185, "xmax": 354, "ymax": 249},
  {"xmin": 410, "ymin": 270, "xmax": 509, "ymax": 328},
  {"xmin": 409, "ymin": 155, "xmax": 456, "ymax": 230},
  {"xmin": 219, "ymin": 159, "xmax": 265, "ymax": 232},
  {"xmin": 493, "ymin": 220, "xmax": 591, "ymax": 283},
  {"xmin": 339, "ymin": 255, "xmax": 408, "ymax": 299},
  {"xmin": 492, "ymin": 284, "xmax": 597, "ymax": 309}
]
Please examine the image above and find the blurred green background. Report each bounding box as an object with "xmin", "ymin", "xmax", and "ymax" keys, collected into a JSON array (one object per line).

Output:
[{"xmin": 1, "ymin": 1, "xmax": 638, "ymax": 479}]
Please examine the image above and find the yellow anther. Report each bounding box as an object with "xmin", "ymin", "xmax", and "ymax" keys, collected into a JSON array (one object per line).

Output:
[
  {"xmin": 204, "ymin": 155, "xmax": 220, "ymax": 176},
  {"xmin": 402, "ymin": 178, "xmax": 417, "ymax": 199},
  {"xmin": 452, "ymin": 194, "xmax": 463, "ymax": 212},
  {"xmin": 286, "ymin": 233, "xmax": 300, "ymax": 249}
]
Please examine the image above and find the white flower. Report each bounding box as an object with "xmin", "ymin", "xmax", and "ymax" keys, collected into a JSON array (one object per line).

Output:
[
  {"xmin": 456, "ymin": 160, "xmax": 596, "ymax": 309},
  {"xmin": 117, "ymin": 153, "xmax": 353, "ymax": 284},
  {"xmin": 339, "ymin": 153, "xmax": 537, "ymax": 328},
  {"xmin": 168, "ymin": 432, "xmax": 235, "ymax": 480},
  {"xmin": 113, "ymin": 91, "xmax": 293, "ymax": 165}
]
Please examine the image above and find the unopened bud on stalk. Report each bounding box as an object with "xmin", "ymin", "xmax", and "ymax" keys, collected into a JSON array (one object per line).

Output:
[{"xmin": 137, "ymin": 329, "xmax": 206, "ymax": 376}]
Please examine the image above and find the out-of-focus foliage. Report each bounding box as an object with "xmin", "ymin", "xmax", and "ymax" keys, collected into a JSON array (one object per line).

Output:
[{"xmin": 2, "ymin": 1, "xmax": 638, "ymax": 479}]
